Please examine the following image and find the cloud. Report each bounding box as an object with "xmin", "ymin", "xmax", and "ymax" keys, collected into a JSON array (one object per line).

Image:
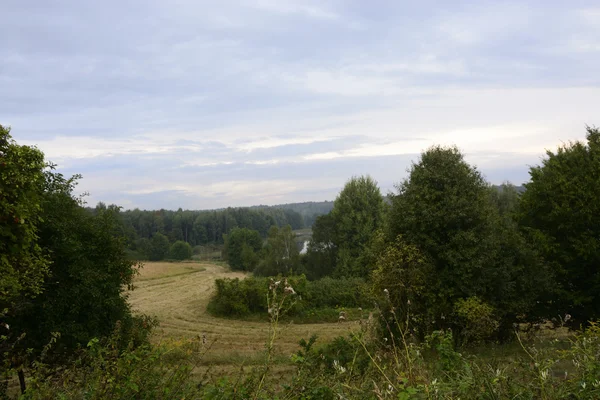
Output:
[{"xmin": 2, "ymin": 0, "xmax": 599, "ymax": 209}]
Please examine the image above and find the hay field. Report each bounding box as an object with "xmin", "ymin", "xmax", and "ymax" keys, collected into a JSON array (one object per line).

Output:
[{"xmin": 128, "ymin": 261, "xmax": 360, "ymax": 374}]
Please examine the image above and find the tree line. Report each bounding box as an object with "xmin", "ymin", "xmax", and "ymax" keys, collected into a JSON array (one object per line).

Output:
[
  {"xmin": 221, "ymin": 127, "xmax": 600, "ymax": 343},
  {"xmin": 89, "ymin": 204, "xmax": 310, "ymax": 261}
]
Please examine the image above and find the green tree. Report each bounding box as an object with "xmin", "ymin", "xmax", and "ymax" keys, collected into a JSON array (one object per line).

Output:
[
  {"xmin": 389, "ymin": 145, "xmax": 548, "ymax": 339},
  {"xmin": 255, "ymin": 225, "xmax": 300, "ymax": 276},
  {"xmin": 304, "ymin": 214, "xmax": 337, "ymax": 280},
  {"xmin": 148, "ymin": 232, "xmax": 170, "ymax": 261},
  {"xmin": 170, "ymin": 240, "xmax": 192, "ymax": 260},
  {"xmin": 490, "ymin": 182, "xmax": 521, "ymax": 217},
  {"xmin": 519, "ymin": 127, "xmax": 600, "ymax": 325},
  {"xmin": 330, "ymin": 176, "xmax": 385, "ymax": 278},
  {"xmin": 11, "ymin": 172, "xmax": 141, "ymax": 357},
  {"xmin": 0, "ymin": 125, "xmax": 50, "ymax": 313},
  {"xmin": 225, "ymin": 228, "xmax": 262, "ymax": 271}
]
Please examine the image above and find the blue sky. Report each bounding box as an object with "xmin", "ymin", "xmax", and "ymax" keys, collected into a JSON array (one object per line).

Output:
[{"xmin": 2, "ymin": 0, "xmax": 599, "ymax": 209}]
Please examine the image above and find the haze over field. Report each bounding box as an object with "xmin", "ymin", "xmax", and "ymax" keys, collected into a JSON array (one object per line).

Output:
[{"xmin": 2, "ymin": 1, "xmax": 599, "ymax": 209}]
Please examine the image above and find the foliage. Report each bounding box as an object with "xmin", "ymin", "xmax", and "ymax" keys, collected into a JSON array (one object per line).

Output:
[
  {"xmin": 371, "ymin": 234, "xmax": 435, "ymax": 338},
  {"xmin": 303, "ymin": 214, "xmax": 337, "ymax": 280},
  {"xmin": 453, "ymin": 297, "xmax": 499, "ymax": 344},
  {"xmin": 519, "ymin": 127, "xmax": 600, "ymax": 325},
  {"xmin": 148, "ymin": 232, "xmax": 170, "ymax": 261},
  {"xmin": 169, "ymin": 240, "xmax": 192, "ymax": 260},
  {"xmin": 112, "ymin": 206, "xmax": 305, "ymax": 253},
  {"xmin": 254, "ymin": 225, "xmax": 300, "ymax": 276},
  {"xmin": 388, "ymin": 145, "xmax": 549, "ymax": 340},
  {"xmin": 224, "ymin": 227, "xmax": 263, "ymax": 271},
  {"xmin": 6, "ymin": 171, "xmax": 142, "ymax": 366},
  {"xmin": 306, "ymin": 176, "xmax": 385, "ymax": 279},
  {"xmin": 0, "ymin": 124, "xmax": 49, "ymax": 312},
  {"xmin": 20, "ymin": 325, "xmax": 203, "ymax": 399},
  {"xmin": 207, "ymin": 275, "xmax": 372, "ymax": 318},
  {"xmin": 330, "ymin": 175, "xmax": 386, "ymax": 278}
]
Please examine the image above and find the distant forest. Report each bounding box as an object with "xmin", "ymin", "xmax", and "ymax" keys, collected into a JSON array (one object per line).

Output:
[{"xmin": 90, "ymin": 201, "xmax": 333, "ymax": 252}]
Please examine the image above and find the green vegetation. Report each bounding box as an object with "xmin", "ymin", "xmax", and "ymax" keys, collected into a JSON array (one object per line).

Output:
[
  {"xmin": 169, "ymin": 240, "xmax": 193, "ymax": 260},
  {"xmin": 1, "ymin": 125, "xmax": 143, "ymax": 396},
  {"xmin": 303, "ymin": 176, "xmax": 385, "ymax": 280},
  {"xmin": 3, "ymin": 124, "xmax": 600, "ymax": 399},
  {"xmin": 254, "ymin": 225, "xmax": 300, "ymax": 276},
  {"xmin": 207, "ymin": 275, "xmax": 372, "ymax": 319},
  {"xmin": 223, "ymin": 227, "xmax": 263, "ymax": 271},
  {"xmin": 519, "ymin": 127, "xmax": 600, "ymax": 325}
]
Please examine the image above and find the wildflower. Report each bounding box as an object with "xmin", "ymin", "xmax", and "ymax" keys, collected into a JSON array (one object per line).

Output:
[
  {"xmin": 407, "ymin": 299, "xmax": 411, "ymax": 306},
  {"xmin": 564, "ymin": 313, "xmax": 572, "ymax": 322},
  {"xmin": 383, "ymin": 288, "xmax": 389, "ymax": 296},
  {"xmin": 333, "ymin": 359, "xmax": 346, "ymax": 374}
]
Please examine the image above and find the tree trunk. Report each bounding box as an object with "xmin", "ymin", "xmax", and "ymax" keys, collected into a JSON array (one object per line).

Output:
[{"xmin": 18, "ymin": 369, "xmax": 26, "ymax": 395}]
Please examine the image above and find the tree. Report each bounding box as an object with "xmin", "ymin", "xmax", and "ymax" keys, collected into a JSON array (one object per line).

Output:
[
  {"xmin": 0, "ymin": 125, "xmax": 50, "ymax": 313},
  {"xmin": 519, "ymin": 127, "xmax": 600, "ymax": 325},
  {"xmin": 330, "ymin": 176, "xmax": 386, "ymax": 278},
  {"xmin": 170, "ymin": 240, "xmax": 192, "ymax": 260},
  {"xmin": 490, "ymin": 182, "xmax": 521, "ymax": 217},
  {"xmin": 148, "ymin": 232, "xmax": 170, "ymax": 261},
  {"xmin": 388, "ymin": 145, "xmax": 548, "ymax": 339},
  {"xmin": 1, "ymin": 127, "xmax": 143, "ymax": 394},
  {"xmin": 224, "ymin": 228, "xmax": 262, "ymax": 271},
  {"xmin": 11, "ymin": 172, "xmax": 140, "ymax": 357},
  {"xmin": 255, "ymin": 225, "xmax": 300, "ymax": 276},
  {"xmin": 304, "ymin": 214, "xmax": 337, "ymax": 280}
]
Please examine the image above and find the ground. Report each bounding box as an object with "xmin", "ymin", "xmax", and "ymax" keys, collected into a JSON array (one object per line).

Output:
[{"xmin": 128, "ymin": 261, "xmax": 360, "ymax": 377}]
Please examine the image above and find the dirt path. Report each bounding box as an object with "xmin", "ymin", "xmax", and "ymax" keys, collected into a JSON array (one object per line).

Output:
[{"xmin": 128, "ymin": 262, "xmax": 359, "ymax": 365}]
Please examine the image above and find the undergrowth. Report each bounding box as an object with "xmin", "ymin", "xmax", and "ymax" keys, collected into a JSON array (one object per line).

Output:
[{"xmin": 5, "ymin": 288, "xmax": 600, "ymax": 399}]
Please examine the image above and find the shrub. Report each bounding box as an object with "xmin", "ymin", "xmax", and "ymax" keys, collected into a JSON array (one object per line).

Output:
[
  {"xmin": 207, "ymin": 276, "xmax": 372, "ymax": 319},
  {"xmin": 169, "ymin": 240, "xmax": 192, "ymax": 260},
  {"xmin": 454, "ymin": 297, "xmax": 499, "ymax": 344}
]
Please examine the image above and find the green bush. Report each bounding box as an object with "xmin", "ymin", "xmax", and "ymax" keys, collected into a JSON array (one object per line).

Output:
[
  {"xmin": 454, "ymin": 296, "xmax": 499, "ymax": 344},
  {"xmin": 207, "ymin": 276, "xmax": 372, "ymax": 319},
  {"xmin": 169, "ymin": 240, "xmax": 192, "ymax": 260}
]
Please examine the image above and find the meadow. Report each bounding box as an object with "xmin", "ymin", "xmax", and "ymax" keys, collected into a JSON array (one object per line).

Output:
[{"xmin": 128, "ymin": 261, "xmax": 358, "ymax": 379}]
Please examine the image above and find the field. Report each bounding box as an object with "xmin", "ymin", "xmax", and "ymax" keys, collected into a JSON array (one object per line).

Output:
[{"xmin": 128, "ymin": 261, "xmax": 358, "ymax": 376}]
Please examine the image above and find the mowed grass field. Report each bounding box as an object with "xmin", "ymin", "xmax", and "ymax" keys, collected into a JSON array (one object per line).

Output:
[{"xmin": 128, "ymin": 261, "xmax": 360, "ymax": 377}]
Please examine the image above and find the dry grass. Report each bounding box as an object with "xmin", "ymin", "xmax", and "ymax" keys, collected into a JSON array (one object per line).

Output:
[
  {"xmin": 134, "ymin": 261, "xmax": 206, "ymax": 281},
  {"xmin": 128, "ymin": 261, "xmax": 361, "ymax": 373}
]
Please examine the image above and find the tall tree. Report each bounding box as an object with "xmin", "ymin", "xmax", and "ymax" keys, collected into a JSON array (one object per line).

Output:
[
  {"xmin": 304, "ymin": 214, "xmax": 337, "ymax": 279},
  {"xmin": 389, "ymin": 145, "xmax": 548, "ymax": 338},
  {"xmin": 330, "ymin": 176, "xmax": 385, "ymax": 278},
  {"xmin": 519, "ymin": 127, "xmax": 600, "ymax": 325},
  {"xmin": 224, "ymin": 228, "xmax": 263, "ymax": 271},
  {"xmin": 0, "ymin": 125, "xmax": 50, "ymax": 313},
  {"xmin": 255, "ymin": 225, "xmax": 300, "ymax": 276}
]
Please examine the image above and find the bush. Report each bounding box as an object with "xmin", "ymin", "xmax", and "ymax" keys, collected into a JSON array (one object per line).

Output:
[
  {"xmin": 207, "ymin": 276, "xmax": 372, "ymax": 319},
  {"xmin": 170, "ymin": 240, "xmax": 192, "ymax": 260},
  {"xmin": 454, "ymin": 297, "xmax": 499, "ymax": 344}
]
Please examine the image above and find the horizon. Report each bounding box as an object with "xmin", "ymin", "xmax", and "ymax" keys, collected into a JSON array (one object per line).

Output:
[{"xmin": 2, "ymin": 1, "xmax": 598, "ymax": 209}]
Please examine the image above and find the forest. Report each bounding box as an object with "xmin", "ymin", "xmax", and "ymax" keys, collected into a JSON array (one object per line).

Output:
[{"xmin": 1, "ymin": 124, "xmax": 600, "ymax": 399}]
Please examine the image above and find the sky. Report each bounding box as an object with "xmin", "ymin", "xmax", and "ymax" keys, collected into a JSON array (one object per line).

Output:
[{"xmin": 2, "ymin": 0, "xmax": 599, "ymax": 210}]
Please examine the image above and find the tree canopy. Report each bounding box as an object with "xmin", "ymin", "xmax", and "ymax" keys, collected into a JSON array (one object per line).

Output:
[
  {"xmin": 0, "ymin": 125, "xmax": 49, "ymax": 313},
  {"xmin": 308, "ymin": 175, "xmax": 385, "ymax": 279},
  {"xmin": 519, "ymin": 127, "xmax": 600, "ymax": 325},
  {"xmin": 224, "ymin": 228, "xmax": 263, "ymax": 271}
]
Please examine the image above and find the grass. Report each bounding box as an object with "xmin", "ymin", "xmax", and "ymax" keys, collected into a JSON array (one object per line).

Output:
[{"xmin": 128, "ymin": 262, "xmax": 360, "ymax": 372}]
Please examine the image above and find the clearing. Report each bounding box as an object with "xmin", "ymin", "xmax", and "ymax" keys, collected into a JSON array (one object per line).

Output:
[{"xmin": 128, "ymin": 261, "xmax": 360, "ymax": 375}]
